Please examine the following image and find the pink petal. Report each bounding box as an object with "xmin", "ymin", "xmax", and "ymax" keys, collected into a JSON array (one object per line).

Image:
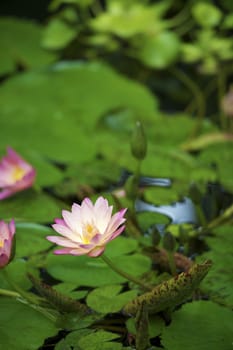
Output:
[
  {"xmin": 81, "ymin": 198, "xmax": 95, "ymax": 222},
  {"xmin": 54, "ymin": 247, "xmax": 91, "ymax": 256},
  {"xmin": 52, "ymin": 223, "xmax": 80, "ymax": 242},
  {"xmin": 0, "ymin": 188, "xmax": 14, "ymax": 200},
  {"xmin": 87, "ymin": 246, "xmax": 105, "ymax": 257},
  {"xmin": 9, "ymin": 219, "xmax": 16, "ymax": 238},
  {"xmin": 105, "ymin": 208, "xmax": 127, "ymax": 234},
  {"xmin": 46, "ymin": 235, "xmax": 79, "ymax": 248},
  {"xmin": 104, "ymin": 225, "xmax": 125, "ymax": 242},
  {"xmin": 54, "ymin": 218, "xmax": 66, "ymax": 226}
]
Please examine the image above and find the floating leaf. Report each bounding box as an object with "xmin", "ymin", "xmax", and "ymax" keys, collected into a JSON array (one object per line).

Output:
[
  {"xmin": 0, "ymin": 297, "xmax": 58, "ymax": 350},
  {"xmin": 0, "ymin": 17, "xmax": 55, "ymax": 75},
  {"xmin": 0, "ymin": 259, "xmax": 32, "ymax": 290},
  {"xmin": 123, "ymin": 260, "xmax": 212, "ymax": 315},
  {"xmin": 46, "ymin": 251, "xmax": 151, "ymax": 287},
  {"xmin": 87, "ymin": 284, "xmax": 137, "ymax": 313},
  {"xmin": 0, "ymin": 190, "xmax": 61, "ymax": 223},
  {"xmin": 0, "ymin": 61, "xmax": 157, "ymax": 165},
  {"xmin": 78, "ymin": 330, "xmax": 121, "ymax": 350},
  {"xmin": 15, "ymin": 223, "xmax": 53, "ymax": 258},
  {"xmin": 197, "ymin": 226, "xmax": 233, "ymax": 306},
  {"xmin": 161, "ymin": 301, "xmax": 233, "ymax": 350}
]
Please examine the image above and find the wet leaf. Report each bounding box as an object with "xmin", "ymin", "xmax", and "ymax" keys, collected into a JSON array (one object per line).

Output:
[
  {"xmin": 161, "ymin": 301, "xmax": 233, "ymax": 350},
  {"xmin": 0, "ymin": 297, "xmax": 58, "ymax": 350}
]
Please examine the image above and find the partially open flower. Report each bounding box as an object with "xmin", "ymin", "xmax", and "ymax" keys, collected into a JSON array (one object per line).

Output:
[
  {"xmin": 0, "ymin": 148, "xmax": 36, "ymax": 200},
  {"xmin": 47, "ymin": 197, "xmax": 127, "ymax": 257},
  {"xmin": 0, "ymin": 219, "xmax": 16, "ymax": 268}
]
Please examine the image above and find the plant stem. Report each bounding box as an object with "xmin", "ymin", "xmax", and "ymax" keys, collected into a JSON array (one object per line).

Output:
[
  {"xmin": 101, "ymin": 254, "xmax": 152, "ymax": 291},
  {"xmin": 0, "ymin": 288, "xmax": 21, "ymax": 298},
  {"xmin": 1, "ymin": 270, "xmax": 57, "ymax": 322}
]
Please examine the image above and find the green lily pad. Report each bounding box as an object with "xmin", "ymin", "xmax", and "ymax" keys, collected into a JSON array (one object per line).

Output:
[
  {"xmin": 0, "ymin": 190, "xmax": 61, "ymax": 223},
  {"xmin": 87, "ymin": 284, "xmax": 138, "ymax": 313},
  {"xmin": 56, "ymin": 329, "xmax": 123, "ymax": 350},
  {"xmin": 46, "ymin": 236, "xmax": 151, "ymax": 287},
  {"xmin": 0, "ymin": 17, "xmax": 56, "ymax": 75},
  {"xmin": 197, "ymin": 225, "xmax": 233, "ymax": 306},
  {"xmin": 15, "ymin": 223, "xmax": 53, "ymax": 258},
  {"xmin": 0, "ymin": 61, "xmax": 157, "ymax": 165},
  {"xmin": 0, "ymin": 297, "xmax": 59, "ymax": 350},
  {"xmin": 198, "ymin": 143, "xmax": 233, "ymax": 191},
  {"xmin": 161, "ymin": 301, "xmax": 233, "ymax": 350}
]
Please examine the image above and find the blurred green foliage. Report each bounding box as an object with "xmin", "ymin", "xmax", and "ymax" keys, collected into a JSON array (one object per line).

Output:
[{"xmin": 0, "ymin": 1, "xmax": 233, "ymax": 349}]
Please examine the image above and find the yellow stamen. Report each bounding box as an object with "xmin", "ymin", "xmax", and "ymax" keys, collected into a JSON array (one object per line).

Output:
[
  {"xmin": 0, "ymin": 239, "xmax": 4, "ymax": 248},
  {"xmin": 82, "ymin": 223, "xmax": 97, "ymax": 244},
  {"xmin": 13, "ymin": 167, "xmax": 26, "ymax": 181}
]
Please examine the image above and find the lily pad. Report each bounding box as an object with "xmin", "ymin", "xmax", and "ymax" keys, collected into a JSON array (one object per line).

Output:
[
  {"xmin": 0, "ymin": 190, "xmax": 61, "ymax": 223},
  {"xmin": 0, "ymin": 61, "xmax": 157, "ymax": 166},
  {"xmin": 15, "ymin": 223, "xmax": 54, "ymax": 258},
  {"xmin": 0, "ymin": 17, "xmax": 56, "ymax": 75},
  {"xmin": 46, "ymin": 252, "xmax": 151, "ymax": 287},
  {"xmin": 197, "ymin": 225, "xmax": 233, "ymax": 306},
  {"xmin": 87, "ymin": 284, "xmax": 138, "ymax": 313},
  {"xmin": 161, "ymin": 301, "xmax": 233, "ymax": 350},
  {"xmin": 0, "ymin": 297, "xmax": 59, "ymax": 350}
]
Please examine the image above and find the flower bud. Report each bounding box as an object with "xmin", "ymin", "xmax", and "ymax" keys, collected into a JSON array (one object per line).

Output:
[
  {"xmin": 0, "ymin": 219, "xmax": 16, "ymax": 268},
  {"xmin": 131, "ymin": 121, "xmax": 147, "ymax": 160}
]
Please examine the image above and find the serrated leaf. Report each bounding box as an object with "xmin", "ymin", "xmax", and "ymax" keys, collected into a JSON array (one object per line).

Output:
[
  {"xmin": 29, "ymin": 274, "xmax": 90, "ymax": 315},
  {"xmin": 123, "ymin": 260, "xmax": 212, "ymax": 315}
]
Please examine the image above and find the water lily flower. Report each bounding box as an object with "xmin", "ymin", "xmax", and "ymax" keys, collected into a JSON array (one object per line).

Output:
[
  {"xmin": 0, "ymin": 219, "xmax": 16, "ymax": 268},
  {"xmin": 0, "ymin": 148, "xmax": 36, "ymax": 200},
  {"xmin": 47, "ymin": 197, "xmax": 127, "ymax": 257}
]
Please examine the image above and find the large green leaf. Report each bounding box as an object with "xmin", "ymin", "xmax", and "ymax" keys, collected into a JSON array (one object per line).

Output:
[
  {"xmin": 197, "ymin": 225, "xmax": 233, "ymax": 306},
  {"xmin": 0, "ymin": 61, "xmax": 157, "ymax": 164},
  {"xmin": 161, "ymin": 301, "xmax": 233, "ymax": 350},
  {"xmin": 198, "ymin": 143, "xmax": 233, "ymax": 190},
  {"xmin": 0, "ymin": 190, "xmax": 61, "ymax": 223},
  {"xmin": 46, "ymin": 236, "xmax": 151, "ymax": 287},
  {"xmin": 86, "ymin": 284, "xmax": 138, "ymax": 313},
  {"xmin": 0, "ymin": 17, "xmax": 56, "ymax": 75},
  {"xmin": 0, "ymin": 297, "xmax": 58, "ymax": 350},
  {"xmin": 15, "ymin": 223, "xmax": 53, "ymax": 258}
]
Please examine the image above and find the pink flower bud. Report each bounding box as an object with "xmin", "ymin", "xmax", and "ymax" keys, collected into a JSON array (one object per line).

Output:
[
  {"xmin": 0, "ymin": 219, "xmax": 16, "ymax": 268},
  {"xmin": 0, "ymin": 148, "xmax": 36, "ymax": 200}
]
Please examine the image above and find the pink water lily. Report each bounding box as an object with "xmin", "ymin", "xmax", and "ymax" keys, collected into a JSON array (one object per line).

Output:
[
  {"xmin": 0, "ymin": 148, "xmax": 36, "ymax": 200},
  {"xmin": 47, "ymin": 197, "xmax": 127, "ymax": 257},
  {"xmin": 0, "ymin": 219, "xmax": 16, "ymax": 268}
]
